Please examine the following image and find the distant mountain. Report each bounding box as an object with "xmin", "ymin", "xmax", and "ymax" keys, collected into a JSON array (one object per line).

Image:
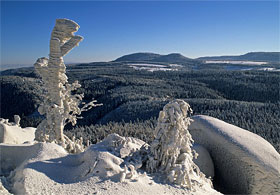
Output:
[
  {"xmin": 151, "ymin": 53, "xmax": 194, "ymax": 63},
  {"xmin": 197, "ymin": 52, "xmax": 280, "ymax": 62},
  {"xmin": 1, "ymin": 64, "xmax": 33, "ymax": 71},
  {"xmin": 114, "ymin": 52, "xmax": 161, "ymax": 62},
  {"xmin": 114, "ymin": 52, "xmax": 196, "ymax": 64}
]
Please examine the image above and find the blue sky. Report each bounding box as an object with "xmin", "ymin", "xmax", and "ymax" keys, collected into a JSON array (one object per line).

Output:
[{"xmin": 1, "ymin": 1, "xmax": 279, "ymax": 65}]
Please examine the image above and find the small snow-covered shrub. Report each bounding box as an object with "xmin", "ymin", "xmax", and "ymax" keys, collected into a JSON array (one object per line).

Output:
[{"xmin": 146, "ymin": 99, "xmax": 211, "ymax": 188}]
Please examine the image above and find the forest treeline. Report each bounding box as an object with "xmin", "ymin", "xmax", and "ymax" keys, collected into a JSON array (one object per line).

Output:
[{"xmin": 1, "ymin": 63, "xmax": 279, "ymax": 152}]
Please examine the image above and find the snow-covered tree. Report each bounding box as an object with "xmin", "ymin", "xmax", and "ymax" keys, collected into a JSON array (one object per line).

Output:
[
  {"xmin": 34, "ymin": 19, "xmax": 99, "ymax": 153},
  {"xmin": 146, "ymin": 99, "xmax": 211, "ymax": 188}
]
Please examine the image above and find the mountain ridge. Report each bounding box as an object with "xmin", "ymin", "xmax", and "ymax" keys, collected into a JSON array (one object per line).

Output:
[
  {"xmin": 197, "ymin": 52, "xmax": 280, "ymax": 62},
  {"xmin": 114, "ymin": 52, "xmax": 195, "ymax": 64},
  {"xmin": 114, "ymin": 52, "xmax": 280, "ymax": 63}
]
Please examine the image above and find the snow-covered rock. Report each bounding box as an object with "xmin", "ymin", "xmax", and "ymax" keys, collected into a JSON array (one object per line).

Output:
[
  {"xmin": 0, "ymin": 119, "xmax": 35, "ymax": 144},
  {"xmin": 189, "ymin": 115, "xmax": 280, "ymax": 194},
  {"xmin": 192, "ymin": 144, "xmax": 214, "ymax": 179}
]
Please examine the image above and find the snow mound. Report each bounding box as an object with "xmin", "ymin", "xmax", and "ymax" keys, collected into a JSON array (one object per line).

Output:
[
  {"xmin": 1, "ymin": 134, "xmax": 219, "ymax": 195},
  {"xmin": 189, "ymin": 115, "xmax": 280, "ymax": 194},
  {"xmin": 92, "ymin": 133, "xmax": 145, "ymax": 158},
  {"xmin": 0, "ymin": 120, "xmax": 35, "ymax": 144}
]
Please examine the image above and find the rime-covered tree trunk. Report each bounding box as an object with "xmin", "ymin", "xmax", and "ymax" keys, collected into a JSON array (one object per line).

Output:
[{"xmin": 34, "ymin": 19, "xmax": 98, "ymax": 153}]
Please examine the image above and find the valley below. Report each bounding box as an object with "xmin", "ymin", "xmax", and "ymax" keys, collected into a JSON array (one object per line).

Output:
[{"xmin": 1, "ymin": 53, "xmax": 280, "ymax": 152}]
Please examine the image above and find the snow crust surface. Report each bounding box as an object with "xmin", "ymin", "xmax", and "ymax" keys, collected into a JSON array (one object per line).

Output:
[
  {"xmin": 192, "ymin": 144, "xmax": 214, "ymax": 179},
  {"xmin": 0, "ymin": 133, "xmax": 219, "ymax": 195}
]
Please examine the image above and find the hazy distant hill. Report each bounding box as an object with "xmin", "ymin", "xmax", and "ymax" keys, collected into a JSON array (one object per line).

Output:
[
  {"xmin": 114, "ymin": 52, "xmax": 195, "ymax": 64},
  {"xmin": 115, "ymin": 52, "xmax": 279, "ymax": 64},
  {"xmin": 1, "ymin": 64, "xmax": 33, "ymax": 71},
  {"xmin": 114, "ymin": 52, "xmax": 161, "ymax": 62},
  {"xmin": 197, "ymin": 52, "xmax": 280, "ymax": 62},
  {"xmin": 151, "ymin": 53, "xmax": 194, "ymax": 63}
]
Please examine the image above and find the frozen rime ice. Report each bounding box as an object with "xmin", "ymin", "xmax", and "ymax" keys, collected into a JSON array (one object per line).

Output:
[
  {"xmin": 34, "ymin": 19, "xmax": 99, "ymax": 153},
  {"xmin": 146, "ymin": 99, "xmax": 212, "ymax": 189}
]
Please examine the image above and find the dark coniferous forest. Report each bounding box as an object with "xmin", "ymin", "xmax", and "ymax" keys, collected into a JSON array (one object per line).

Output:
[{"xmin": 1, "ymin": 61, "xmax": 280, "ymax": 152}]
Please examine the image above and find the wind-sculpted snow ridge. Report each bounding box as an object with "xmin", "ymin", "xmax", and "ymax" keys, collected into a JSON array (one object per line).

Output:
[
  {"xmin": 146, "ymin": 99, "xmax": 212, "ymax": 189},
  {"xmin": 189, "ymin": 115, "xmax": 280, "ymax": 194},
  {"xmin": 34, "ymin": 19, "xmax": 100, "ymax": 153}
]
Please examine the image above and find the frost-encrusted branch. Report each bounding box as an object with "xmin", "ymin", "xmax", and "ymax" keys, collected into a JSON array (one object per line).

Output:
[
  {"xmin": 146, "ymin": 99, "xmax": 211, "ymax": 188},
  {"xmin": 34, "ymin": 19, "xmax": 100, "ymax": 153}
]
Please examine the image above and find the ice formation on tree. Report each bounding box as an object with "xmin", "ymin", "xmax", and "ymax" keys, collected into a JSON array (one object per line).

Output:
[
  {"xmin": 34, "ymin": 19, "xmax": 99, "ymax": 153},
  {"xmin": 146, "ymin": 99, "xmax": 212, "ymax": 188}
]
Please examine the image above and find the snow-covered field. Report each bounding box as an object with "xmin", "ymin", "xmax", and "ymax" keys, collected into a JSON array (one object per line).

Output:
[
  {"xmin": 205, "ymin": 60, "xmax": 268, "ymax": 65},
  {"xmin": 257, "ymin": 67, "xmax": 280, "ymax": 71},
  {"xmin": 126, "ymin": 62, "xmax": 280, "ymax": 72},
  {"xmin": 128, "ymin": 63, "xmax": 182, "ymax": 72},
  {"xmin": 225, "ymin": 66, "xmax": 280, "ymax": 71}
]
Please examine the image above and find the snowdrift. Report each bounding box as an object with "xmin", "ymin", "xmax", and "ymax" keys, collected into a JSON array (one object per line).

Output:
[
  {"xmin": 0, "ymin": 134, "xmax": 218, "ymax": 195},
  {"xmin": 189, "ymin": 115, "xmax": 280, "ymax": 194}
]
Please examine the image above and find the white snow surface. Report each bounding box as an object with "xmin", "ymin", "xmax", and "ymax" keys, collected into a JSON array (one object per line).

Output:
[
  {"xmin": 192, "ymin": 144, "xmax": 214, "ymax": 179},
  {"xmin": 189, "ymin": 115, "xmax": 280, "ymax": 194},
  {"xmin": 0, "ymin": 133, "xmax": 218, "ymax": 195},
  {"xmin": 128, "ymin": 63, "xmax": 180, "ymax": 72},
  {"xmin": 257, "ymin": 67, "xmax": 280, "ymax": 71},
  {"xmin": 205, "ymin": 60, "xmax": 267, "ymax": 65},
  {"xmin": 0, "ymin": 123, "xmax": 35, "ymax": 144}
]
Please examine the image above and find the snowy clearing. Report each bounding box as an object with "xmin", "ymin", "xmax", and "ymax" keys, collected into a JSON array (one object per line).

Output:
[
  {"xmin": 128, "ymin": 63, "xmax": 181, "ymax": 72},
  {"xmin": 205, "ymin": 60, "xmax": 268, "ymax": 65}
]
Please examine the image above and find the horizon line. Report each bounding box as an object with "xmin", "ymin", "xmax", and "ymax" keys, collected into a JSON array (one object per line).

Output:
[{"xmin": 1, "ymin": 50, "xmax": 279, "ymax": 66}]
